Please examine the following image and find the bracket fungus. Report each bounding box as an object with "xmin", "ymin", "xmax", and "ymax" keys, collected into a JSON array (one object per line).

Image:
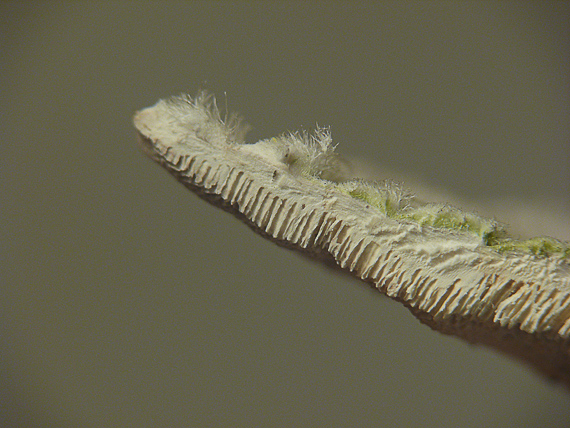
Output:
[{"xmin": 135, "ymin": 92, "xmax": 570, "ymax": 387}]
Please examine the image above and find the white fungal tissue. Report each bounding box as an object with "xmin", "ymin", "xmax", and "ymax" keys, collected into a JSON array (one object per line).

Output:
[{"xmin": 135, "ymin": 91, "xmax": 570, "ymax": 387}]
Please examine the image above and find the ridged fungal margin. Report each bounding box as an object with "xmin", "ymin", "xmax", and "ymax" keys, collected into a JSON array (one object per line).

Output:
[{"xmin": 135, "ymin": 92, "xmax": 570, "ymax": 387}]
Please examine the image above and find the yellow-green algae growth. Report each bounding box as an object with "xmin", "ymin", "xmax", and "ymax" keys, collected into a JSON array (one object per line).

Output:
[{"xmin": 335, "ymin": 179, "xmax": 569, "ymax": 259}]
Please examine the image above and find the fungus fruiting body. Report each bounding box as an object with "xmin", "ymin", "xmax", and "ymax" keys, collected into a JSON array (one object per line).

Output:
[{"xmin": 135, "ymin": 92, "xmax": 570, "ymax": 386}]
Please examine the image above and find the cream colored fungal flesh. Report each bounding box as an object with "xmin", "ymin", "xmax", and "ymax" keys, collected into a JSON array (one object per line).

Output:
[{"xmin": 135, "ymin": 92, "xmax": 570, "ymax": 387}]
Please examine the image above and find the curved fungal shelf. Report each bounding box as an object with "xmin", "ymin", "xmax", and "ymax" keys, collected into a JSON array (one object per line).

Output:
[{"xmin": 135, "ymin": 92, "xmax": 570, "ymax": 387}]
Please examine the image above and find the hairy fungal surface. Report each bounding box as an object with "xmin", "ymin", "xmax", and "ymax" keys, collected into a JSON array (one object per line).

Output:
[{"xmin": 135, "ymin": 92, "xmax": 570, "ymax": 386}]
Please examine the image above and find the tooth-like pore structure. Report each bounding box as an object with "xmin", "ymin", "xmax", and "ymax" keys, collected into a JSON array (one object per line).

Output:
[{"xmin": 135, "ymin": 92, "xmax": 570, "ymax": 387}]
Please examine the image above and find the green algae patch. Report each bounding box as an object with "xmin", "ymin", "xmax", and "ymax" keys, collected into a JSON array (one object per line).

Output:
[
  {"xmin": 336, "ymin": 180, "xmax": 410, "ymax": 216},
  {"xmin": 490, "ymin": 237, "xmax": 570, "ymax": 258},
  {"xmin": 334, "ymin": 179, "xmax": 569, "ymax": 260},
  {"xmin": 400, "ymin": 204, "xmax": 503, "ymax": 240}
]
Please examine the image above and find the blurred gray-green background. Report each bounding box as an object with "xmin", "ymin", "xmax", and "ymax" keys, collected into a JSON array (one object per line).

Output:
[{"xmin": 2, "ymin": 2, "xmax": 569, "ymax": 427}]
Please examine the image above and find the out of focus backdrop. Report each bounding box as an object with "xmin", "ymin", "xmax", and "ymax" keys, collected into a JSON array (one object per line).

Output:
[{"xmin": 2, "ymin": 2, "xmax": 569, "ymax": 427}]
